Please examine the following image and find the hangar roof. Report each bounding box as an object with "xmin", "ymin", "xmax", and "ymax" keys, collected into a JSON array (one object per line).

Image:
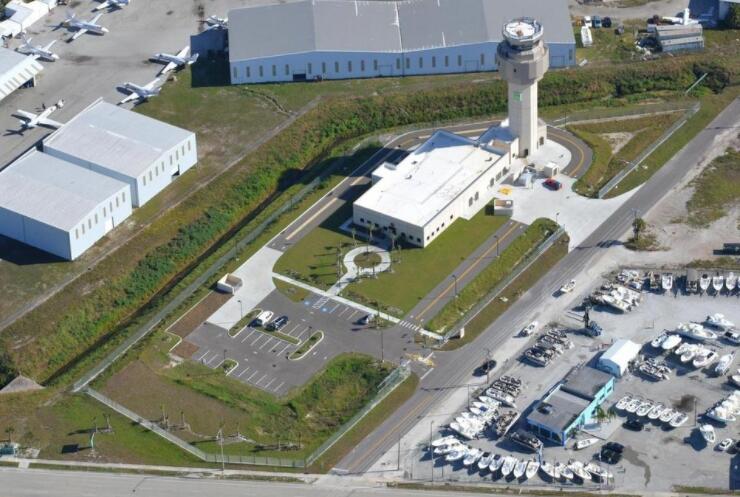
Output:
[
  {"xmin": 228, "ymin": 0, "xmax": 574, "ymax": 61},
  {"xmin": 0, "ymin": 47, "xmax": 43, "ymax": 102}
]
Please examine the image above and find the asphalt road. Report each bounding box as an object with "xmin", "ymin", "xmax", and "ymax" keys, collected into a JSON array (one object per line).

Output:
[{"xmin": 336, "ymin": 98, "xmax": 740, "ymax": 474}]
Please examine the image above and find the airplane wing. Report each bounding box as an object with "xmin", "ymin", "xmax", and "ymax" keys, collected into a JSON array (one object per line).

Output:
[
  {"xmin": 43, "ymin": 40, "xmax": 57, "ymax": 51},
  {"xmin": 118, "ymin": 93, "xmax": 139, "ymax": 105},
  {"xmin": 159, "ymin": 62, "xmax": 177, "ymax": 75},
  {"xmin": 91, "ymin": 13, "xmax": 104, "ymax": 24},
  {"xmin": 14, "ymin": 110, "xmax": 37, "ymax": 122},
  {"xmin": 38, "ymin": 118, "xmax": 63, "ymax": 129},
  {"xmin": 144, "ymin": 78, "xmax": 160, "ymax": 91},
  {"xmin": 176, "ymin": 46, "xmax": 190, "ymax": 58},
  {"xmin": 94, "ymin": 1, "xmax": 111, "ymax": 11},
  {"xmin": 72, "ymin": 28, "xmax": 88, "ymax": 40}
]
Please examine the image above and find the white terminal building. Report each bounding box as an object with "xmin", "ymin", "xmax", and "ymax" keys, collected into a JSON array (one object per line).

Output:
[
  {"xmin": 354, "ymin": 17, "xmax": 563, "ymax": 247},
  {"xmin": 0, "ymin": 99, "xmax": 197, "ymax": 260},
  {"xmin": 227, "ymin": 0, "xmax": 574, "ymax": 84}
]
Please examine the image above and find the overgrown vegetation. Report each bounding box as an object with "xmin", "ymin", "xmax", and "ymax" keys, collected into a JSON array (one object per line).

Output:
[
  {"xmin": 686, "ymin": 148, "xmax": 740, "ymax": 227},
  {"xmin": 427, "ymin": 218, "xmax": 559, "ymax": 333},
  {"xmin": 0, "ymin": 56, "xmax": 733, "ymax": 386}
]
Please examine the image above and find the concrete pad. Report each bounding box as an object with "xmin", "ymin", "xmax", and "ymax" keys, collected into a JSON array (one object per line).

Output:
[{"xmin": 505, "ymin": 175, "xmax": 636, "ymax": 251}]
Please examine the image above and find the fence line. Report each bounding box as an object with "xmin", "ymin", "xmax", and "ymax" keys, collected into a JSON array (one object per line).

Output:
[
  {"xmin": 440, "ymin": 227, "xmax": 566, "ymax": 343},
  {"xmin": 548, "ymin": 99, "xmax": 697, "ymax": 128},
  {"xmin": 596, "ymin": 101, "xmax": 701, "ymax": 198}
]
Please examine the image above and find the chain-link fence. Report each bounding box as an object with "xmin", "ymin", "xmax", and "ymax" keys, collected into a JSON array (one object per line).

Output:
[{"xmin": 548, "ymin": 99, "xmax": 698, "ymax": 128}]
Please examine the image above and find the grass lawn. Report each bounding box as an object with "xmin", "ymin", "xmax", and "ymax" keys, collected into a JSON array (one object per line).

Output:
[
  {"xmin": 273, "ymin": 278, "xmax": 311, "ymax": 303},
  {"xmin": 442, "ymin": 233, "xmax": 569, "ymax": 350},
  {"xmin": 426, "ymin": 218, "xmax": 559, "ymax": 333},
  {"xmin": 685, "ymin": 148, "xmax": 740, "ymax": 227},
  {"xmin": 275, "ymin": 204, "xmax": 509, "ymax": 316},
  {"xmin": 569, "ymin": 112, "xmax": 684, "ymax": 197}
]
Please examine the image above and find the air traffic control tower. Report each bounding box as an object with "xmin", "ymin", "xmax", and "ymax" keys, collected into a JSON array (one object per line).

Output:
[{"xmin": 496, "ymin": 18, "xmax": 549, "ymax": 158}]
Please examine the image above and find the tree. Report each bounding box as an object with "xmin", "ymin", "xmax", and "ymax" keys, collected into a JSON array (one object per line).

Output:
[
  {"xmin": 4, "ymin": 426, "xmax": 15, "ymax": 444},
  {"xmin": 350, "ymin": 226, "xmax": 357, "ymax": 247},
  {"xmin": 632, "ymin": 217, "xmax": 646, "ymax": 241},
  {"xmin": 725, "ymin": 4, "xmax": 740, "ymax": 29}
]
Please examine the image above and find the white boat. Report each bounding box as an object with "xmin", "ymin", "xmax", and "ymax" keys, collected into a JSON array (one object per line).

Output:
[
  {"xmin": 715, "ymin": 353, "xmax": 735, "ymax": 376},
  {"xmin": 615, "ymin": 395, "xmax": 632, "ymax": 411},
  {"xmin": 636, "ymin": 401, "xmax": 654, "ymax": 417},
  {"xmin": 731, "ymin": 374, "xmax": 740, "ymax": 388},
  {"xmin": 445, "ymin": 447, "xmax": 469, "ymax": 462},
  {"xmin": 478, "ymin": 396, "xmax": 501, "ymax": 408},
  {"xmin": 680, "ymin": 344, "xmax": 699, "ymax": 363},
  {"xmin": 659, "ymin": 408, "xmax": 675, "ymax": 423},
  {"xmin": 500, "ymin": 456, "xmax": 517, "ymax": 477},
  {"xmin": 662, "ymin": 273, "xmax": 674, "ymax": 292},
  {"xmin": 569, "ymin": 460, "xmax": 592, "ymax": 481},
  {"xmin": 651, "ymin": 332, "xmax": 668, "ymax": 349},
  {"xmin": 584, "ymin": 462, "xmax": 612, "ymax": 481},
  {"xmin": 676, "ymin": 322, "xmax": 717, "ymax": 342},
  {"xmin": 540, "ymin": 461, "xmax": 557, "ymax": 479},
  {"xmin": 431, "ymin": 435, "xmax": 457, "ymax": 447},
  {"xmin": 520, "ymin": 321, "xmax": 538, "ymax": 337},
  {"xmin": 647, "ymin": 403, "xmax": 665, "ymax": 420},
  {"xmin": 560, "ymin": 279, "xmax": 576, "ymax": 294},
  {"xmin": 712, "ymin": 274, "xmax": 724, "ymax": 293},
  {"xmin": 602, "ymin": 294, "xmax": 630, "ymax": 313},
  {"xmin": 726, "ymin": 272, "xmax": 737, "ymax": 291},
  {"xmin": 699, "ymin": 424, "xmax": 716, "ymax": 444},
  {"xmin": 706, "ymin": 313, "xmax": 735, "ymax": 331},
  {"xmin": 513, "ymin": 459, "xmax": 527, "ymax": 479},
  {"xmin": 486, "ymin": 389, "xmax": 517, "ymax": 408},
  {"xmin": 706, "ymin": 406, "xmax": 736, "ymax": 424},
  {"xmin": 478, "ymin": 452, "xmax": 495, "ymax": 471},
  {"xmin": 693, "ymin": 350, "xmax": 718, "ymax": 369},
  {"xmin": 662, "ymin": 334, "xmax": 682, "ymax": 351},
  {"xmin": 625, "ymin": 397, "xmax": 642, "ymax": 414},
  {"xmin": 463, "ymin": 448, "xmax": 482, "ymax": 466},
  {"xmin": 575, "ymin": 437, "xmax": 599, "ymax": 450},
  {"xmin": 525, "ymin": 460, "xmax": 539, "ymax": 479},
  {"xmin": 724, "ymin": 331, "xmax": 740, "ymax": 345},
  {"xmin": 699, "ymin": 274, "xmax": 711, "ymax": 292},
  {"xmin": 555, "ymin": 462, "xmax": 573, "ymax": 481},
  {"xmin": 669, "ymin": 412, "xmax": 689, "ymax": 428},
  {"xmin": 490, "ymin": 454, "xmax": 505, "ymax": 472}
]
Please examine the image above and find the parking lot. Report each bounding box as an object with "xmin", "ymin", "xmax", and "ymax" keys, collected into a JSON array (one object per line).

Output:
[
  {"xmin": 402, "ymin": 271, "xmax": 740, "ymax": 491},
  {"xmin": 184, "ymin": 288, "xmax": 425, "ymax": 396}
]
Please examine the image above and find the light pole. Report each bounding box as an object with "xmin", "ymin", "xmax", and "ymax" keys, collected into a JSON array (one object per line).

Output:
[
  {"xmin": 452, "ymin": 274, "xmax": 458, "ymax": 299},
  {"xmin": 555, "ymin": 212, "xmax": 560, "ymax": 227},
  {"xmin": 494, "ymin": 234, "xmax": 500, "ymax": 258},
  {"xmin": 430, "ymin": 421, "xmax": 434, "ymax": 483},
  {"xmin": 237, "ymin": 299, "xmax": 243, "ymax": 321},
  {"xmin": 484, "ymin": 347, "xmax": 492, "ymax": 384}
]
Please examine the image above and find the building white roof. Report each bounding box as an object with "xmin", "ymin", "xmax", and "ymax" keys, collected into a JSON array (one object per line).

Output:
[
  {"xmin": 354, "ymin": 130, "xmax": 505, "ymax": 228},
  {"xmin": 228, "ymin": 0, "xmax": 574, "ymax": 62},
  {"xmin": 0, "ymin": 47, "xmax": 43, "ymax": 102},
  {"xmin": 0, "ymin": 150, "xmax": 128, "ymax": 231},
  {"xmin": 43, "ymin": 99, "xmax": 194, "ymax": 179},
  {"xmin": 598, "ymin": 339, "xmax": 641, "ymax": 371}
]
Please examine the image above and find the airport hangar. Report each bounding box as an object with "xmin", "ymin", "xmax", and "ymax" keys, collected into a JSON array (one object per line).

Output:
[
  {"xmin": 0, "ymin": 47, "xmax": 43, "ymax": 104},
  {"xmin": 0, "ymin": 99, "xmax": 197, "ymax": 260},
  {"xmin": 227, "ymin": 0, "xmax": 575, "ymax": 85}
]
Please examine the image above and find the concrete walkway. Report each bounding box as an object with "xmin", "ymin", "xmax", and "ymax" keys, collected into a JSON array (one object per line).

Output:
[{"xmin": 328, "ymin": 246, "xmax": 391, "ymax": 296}]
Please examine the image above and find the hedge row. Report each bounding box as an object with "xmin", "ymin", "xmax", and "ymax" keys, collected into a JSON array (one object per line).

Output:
[{"xmin": 0, "ymin": 57, "xmax": 728, "ymax": 384}]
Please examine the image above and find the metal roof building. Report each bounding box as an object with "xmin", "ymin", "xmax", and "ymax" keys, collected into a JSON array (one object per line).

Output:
[
  {"xmin": 43, "ymin": 99, "xmax": 197, "ymax": 207},
  {"xmin": 0, "ymin": 150, "xmax": 132, "ymax": 260},
  {"xmin": 598, "ymin": 339, "xmax": 641, "ymax": 377},
  {"xmin": 228, "ymin": 0, "xmax": 575, "ymax": 84},
  {"xmin": 0, "ymin": 47, "xmax": 43, "ymax": 103}
]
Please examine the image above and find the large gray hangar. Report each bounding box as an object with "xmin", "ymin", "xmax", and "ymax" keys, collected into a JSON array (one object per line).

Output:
[
  {"xmin": 0, "ymin": 47, "xmax": 43, "ymax": 103},
  {"xmin": 227, "ymin": 0, "xmax": 575, "ymax": 84}
]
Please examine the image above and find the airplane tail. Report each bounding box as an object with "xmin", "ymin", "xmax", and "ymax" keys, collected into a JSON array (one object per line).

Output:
[{"xmin": 187, "ymin": 53, "xmax": 200, "ymax": 65}]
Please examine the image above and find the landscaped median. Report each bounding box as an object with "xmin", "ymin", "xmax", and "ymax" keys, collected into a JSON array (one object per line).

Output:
[
  {"xmin": 426, "ymin": 218, "xmax": 559, "ymax": 335},
  {"xmin": 289, "ymin": 331, "xmax": 324, "ymax": 360}
]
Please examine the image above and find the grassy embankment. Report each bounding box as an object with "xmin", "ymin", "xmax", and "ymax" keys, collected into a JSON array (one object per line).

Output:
[{"xmin": 685, "ymin": 148, "xmax": 740, "ymax": 227}]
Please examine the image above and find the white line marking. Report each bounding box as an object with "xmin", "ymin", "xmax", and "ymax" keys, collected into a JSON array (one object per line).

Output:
[
  {"xmin": 273, "ymin": 381, "xmax": 285, "ymax": 393},
  {"xmin": 337, "ymin": 306, "xmax": 349, "ymax": 318},
  {"xmin": 264, "ymin": 378, "xmax": 276, "ymax": 389},
  {"xmin": 286, "ymin": 323, "xmax": 300, "ymax": 336},
  {"xmin": 255, "ymin": 374, "xmax": 268, "ymax": 386},
  {"xmin": 251, "ymin": 334, "xmax": 264, "ymax": 346},
  {"xmin": 196, "ymin": 349, "xmax": 210, "ymax": 361},
  {"xmin": 241, "ymin": 329, "xmax": 256, "ymax": 342},
  {"xmin": 259, "ymin": 337, "xmax": 274, "ymax": 350},
  {"xmin": 247, "ymin": 370, "xmax": 259, "ymax": 382},
  {"xmin": 237, "ymin": 367, "xmax": 250, "ymax": 378},
  {"xmin": 420, "ymin": 368, "xmax": 435, "ymax": 381},
  {"xmin": 328, "ymin": 302, "xmax": 340, "ymax": 313},
  {"xmin": 294, "ymin": 326, "xmax": 310, "ymax": 341},
  {"xmin": 347, "ymin": 310, "xmax": 359, "ymax": 321}
]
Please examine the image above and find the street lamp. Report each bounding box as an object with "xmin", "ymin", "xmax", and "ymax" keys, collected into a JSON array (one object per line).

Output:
[
  {"xmin": 237, "ymin": 299, "xmax": 243, "ymax": 320},
  {"xmin": 430, "ymin": 421, "xmax": 434, "ymax": 483},
  {"xmin": 451, "ymin": 274, "xmax": 458, "ymax": 299},
  {"xmin": 494, "ymin": 234, "xmax": 500, "ymax": 258},
  {"xmin": 555, "ymin": 212, "xmax": 560, "ymax": 227}
]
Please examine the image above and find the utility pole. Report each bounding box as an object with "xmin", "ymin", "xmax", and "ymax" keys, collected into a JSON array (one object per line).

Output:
[
  {"xmin": 237, "ymin": 299, "xmax": 243, "ymax": 321},
  {"xmin": 484, "ymin": 347, "xmax": 492, "ymax": 384},
  {"xmin": 430, "ymin": 421, "xmax": 434, "ymax": 483},
  {"xmin": 452, "ymin": 274, "xmax": 458, "ymax": 299},
  {"xmin": 494, "ymin": 234, "xmax": 500, "ymax": 258}
]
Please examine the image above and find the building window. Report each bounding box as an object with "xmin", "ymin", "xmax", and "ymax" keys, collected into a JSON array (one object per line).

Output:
[
  {"xmin": 307, "ymin": 62, "xmax": 312, "ymax": 74},
  {"xmin": 175, "ymin": 149, "xmax": 179, "ymax": 160},
  {"xmin": 335, "ymin": 61, "xmax": 339, "ymax": 73},
  {"xmin": 143, "ymin": 175, "xmax": 147, "ymax": 186},
  {"xmin": 75, "ymin": 228, "xmax": 79, "ymax": 239},
  {"xmin": 360, "ymin": 60, "xmax": 365, "ymax": 72},
  {"xmin": 322, "ymin": 62, "xmax": 326, "ymax": 74},
  {"xmin": 94, "ymin": 214, "xmax": 98, "ymax": 224},
  {"xmin": 490, "ymin": 177, "xmax": 495, "ymax": 186},
  {"xmin": 285, "ymin": 64, "xmax": 290, "ymax": 76},
  {"xmin": 103, "ymin": 207, "xmax": 107, "ymax": 217},
  {"xmin": 360, "ymin": 218, "xmax": 365, "ymax": 223},
  {"xmin": 445, "ymin": 55, "xmax": 449, "ymax": 67},
  {"xmin": 475, "ymin": 191, "xmax": 479, "ymax": 201},
  {"xmin": 116, "ymin": 197, "xmax": 119, "ymax": 207},
  {"xmin": 187, "ymin": 141, "xmax": 191, "ymax": 152},
  {"xmin": 271, "ymin": 65, "xmax": 276, "ymax": 77},
  {"xmin": 468, "ymin": 197, "xmax": 473, "ymax": 206},
  {"xmin": 396, "ymin": 58, "xmax": 401, "ymax": 70},
  {"xmin": 417, "ymin": 237, "xmax": 421, "ymax": 242},
  {"xmin": 450, "ymin": 214, "xmax": 453, "ymax": 219},
  {"xmin": 170, "ymin": 155, "xmax": 173, "ymax": 165},
  {"xmin": 373, "ymin": 59, "xmax": 378, "ymax": 71},
  {"xmin": 418, "ymin": 57, "xmax": 423, "ymax": 68},
  {"xmin": 246, "ymin": 66, "xmax": 251, "ymax": 78},
  {"xmin": 110, "ymin": 202, "xmax": 113, "ymax": 212},
  {"xmin": 405, "ymin": 58, "xmax": 410, "ymax": 69},
  {"xmin": 232, "ymin": 67, "xmax": 237, "ymax": 79},
  {"xmin": 88, "ymin": 219, "xmax": 92, "ymax": 230},
  {"xmin": 348, "ymin": 61, "xmax": 352, "ymax": 72},
  {"xmin": 457, "ymin": 55, "xmax": 462, "ymax": 66},
  {"xmin": 122, "ymin": 191, "xmax": 126, "ymax": 203},
  {"xmin": 149, "ymin": 171, "xmax": 153, "ymax": 181},
  {"xmin": 81, "ymin": 224, "xmax": 85, "ymax": 235},
  {"xmin": 259, "ymin": 65, "xmax": 263, "ymax": 77},
  {"xmin": 480, "ymin": 53, "xmax": 485, "ymax": 66},
  {"xmin": 431, "ymin": 56, "xmax": 436, "ymax": 68}
]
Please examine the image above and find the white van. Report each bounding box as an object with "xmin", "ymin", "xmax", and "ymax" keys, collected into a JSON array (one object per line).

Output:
[{"xmin": 254, "ymin": 310, "xmax": 274, "ymax": 327}]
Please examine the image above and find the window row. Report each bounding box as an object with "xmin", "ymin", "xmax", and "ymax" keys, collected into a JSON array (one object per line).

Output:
[{"xmin": 74, "ymin": 190, "xmax": 127, "ymax": 240}]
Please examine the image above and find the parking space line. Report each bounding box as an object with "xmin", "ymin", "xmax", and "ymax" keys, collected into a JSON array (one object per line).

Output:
[
  {"xmin": 196, "ymin": 350, "xmax": 211, "ymax": 361},
  {"xmin": 259, "ymin": 337, "xmax": 274, "ymax": 350},
  {"xmin": 237, "ymin": 366, "xmax": 250, "ymax": 378},
  {"xmin": 273, "ymin": 381, "xmax": 284, "ymax": 393},
  {"xmin": 251, "ymin": 334, "xmax": 264, "ymax": 346},
  {"xmin": 337, "ymin": 306, "xmax": 349, "ymax": 318},
  {"xmin": 277, "ymin": 342, "xmax": 292, "ymax": 356},
  {"xmin": 247, "ymin": 370, "xmax": 259, "ymax": 382},
  {"xmin": 240, "ymin": 329, "xmax": 256, "ymax": 342},
  {"xmin": 347, "ymin": 310, "xmax": 359, "ymax": 321},
  {"xmin": 294, "ymin": 326, "xmax": 310, "ymax": 341},
  {"xmin": 255, "ymin": 374, "xmax": 268, "ymax": 386},
  {"xmin": 328, "ymin": 302, "xmax": 340, "ymax": 313},
  {"xmin": 264, "ymin": 378, "xmax": 276, "ymax": 389},
  {"xmin": 286, "ymin": 323, "xmax": 300, "ymax": 336}
]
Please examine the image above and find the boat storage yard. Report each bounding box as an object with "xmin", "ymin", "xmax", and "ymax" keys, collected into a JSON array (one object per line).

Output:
[{"xmin": 414, "ymin": 268, "xmax": 740, "ymax": 491}]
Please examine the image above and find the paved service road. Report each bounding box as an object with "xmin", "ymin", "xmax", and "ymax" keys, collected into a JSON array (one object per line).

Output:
[{"xmin": 336, "ymin": 98, "xmax": 740, "ymax": 473}]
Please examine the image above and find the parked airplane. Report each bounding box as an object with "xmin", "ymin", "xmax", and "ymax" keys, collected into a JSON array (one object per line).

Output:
[
  {"xmin": 14, "ymin": 100, "xmax": 65, "ymax": 130},
  {"xmin": 63, "ymin": 12, "xmax": 109, "ymax": 40},
  {"xmin": 204, "ymin": 15, "xmax": 227, "ymax": 30},
  {"xmin": 94, "ymin": 0, "xmax": 131, "ymax": 11},
  {"xmin": 151, "ymin": 46, "xmax": 199, "ymax": 76},
  {"xmin": 16, "ymin": 35, "xmax": 59, "ymax": 62},
  {"xmin": 118, "ymin": 79, "xmax": 160, "ymax": 105},
  {"xmin": 662, "ymin": 8, "xmax": 700, "ymax": 25}
]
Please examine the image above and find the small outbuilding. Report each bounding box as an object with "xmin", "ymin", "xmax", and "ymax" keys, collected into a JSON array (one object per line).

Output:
[{"xmin": 598, "ymin": 339, "xmax": 641, "ymax": 377}]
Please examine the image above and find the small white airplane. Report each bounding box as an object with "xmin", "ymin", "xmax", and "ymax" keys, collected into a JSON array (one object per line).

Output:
[
  {"xmin": 151, "ymin": 46, "xmax": 199, "ymax": 76},
  {"xmin": 662, "ymin": 8, "xmax": 700, "ymax": 26},
  {"xmin": 14, "ymin": 100, "xmax": 65, "ymax": 130},
  {"xmin": 16, "ymin": 35, "xmax": 59, "ymax": 62},
  {"xmin": 94, "ymin": 0, "xmax": 131, "ymax": 11},
  {"xmin": 64, "ymin": 12, "xmax": 109, "ymax": 40},
  {"xmin": 204, "ymin": 15, "xmax": 228, "ymax": 30},
  {"xmin": 118, "ymin": 78, "xmax": 161, "ymax": 105}
]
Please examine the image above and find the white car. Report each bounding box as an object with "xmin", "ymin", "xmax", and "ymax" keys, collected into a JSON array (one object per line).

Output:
[
  {"xmin": 717, "ymin": 438, "xmax": 733, "ymax": 452},
  {"xmin": 520, "ymin": 321, "xmax": 539, "ymax": 337}
]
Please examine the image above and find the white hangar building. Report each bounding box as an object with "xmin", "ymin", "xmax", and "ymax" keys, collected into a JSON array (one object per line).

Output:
[
  {"xmin": 0, "ymin": 47, "xmax": 43, "ymax": 103},
  {"xmin": 227, "ymin": 0, "xmax": 575, "ymax": 84},
  {"xmin": 0, "ymin": 150, "xmax": 132, "ymax": 260},
  {"xmin": 353, "ymin": 130, "xmax": 516, "ymax": 247},
  {"xmin": 43, "ymin": 99, "xmax": 198, "ymax": 207}
]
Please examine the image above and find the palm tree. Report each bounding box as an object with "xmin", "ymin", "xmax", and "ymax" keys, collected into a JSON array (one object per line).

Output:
[
  {"xmin": 350, "ymin": 226, "xmax": 357, "ymax": 247},
  {"xmin": 4, "ymin": 426, "xmax": 14, "ymax": 444},
  {"xmin": 632, "ymin": 217, "xmax": 646, "ymax": 241}
]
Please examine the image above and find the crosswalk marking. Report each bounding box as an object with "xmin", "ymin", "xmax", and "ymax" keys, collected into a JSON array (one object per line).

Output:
[
  {"xmin": 398, "ymin": 320, "xmax": 422, "ymax": 332},
  {"xmin": 312, "ymin": 296, "xmax": 330, "ymax": 309}
]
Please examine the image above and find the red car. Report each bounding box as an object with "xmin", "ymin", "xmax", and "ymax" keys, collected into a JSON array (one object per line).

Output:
[{"xmin": 543, "ymin": 178, "xmax": 563, "ymax": 191}]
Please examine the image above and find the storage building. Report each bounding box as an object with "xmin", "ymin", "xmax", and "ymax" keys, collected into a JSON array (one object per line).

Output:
[
  {"xmin": 227, "ymin": 0, "xmax": 575, "ymax": 84},
  {"xmin": 43, "ymin": 99, "xmax": 197, "ymax": 207},
  {"xmin": 0, "ymin": 47, "xmax": 43, "ymax": 103},
  {"xmin": 527, "ymin": 366, "xmax": 614, "ymax": 446},
  {"xmin": 597, "ymin": 339, "xmax": 641, "ymax": 377},
  {"xmin": 0, "ymin": 150, "xmax": 132, "ymax": 260},
  {"xmin": 656, "ymin": 24, "xmax": 704, "ymax": 53}
]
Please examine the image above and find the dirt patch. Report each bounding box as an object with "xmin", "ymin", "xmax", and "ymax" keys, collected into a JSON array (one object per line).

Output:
[
  {"xmin": 601, "ymin": 131, "xmax": 634, "ymax": 155},
  {"xmin": 167, "ymin": 291, "xmax": 231, "ymax": 338},
  {"xmin": 171, "ymin": 340, "xmax": 198, "ymax": 359}
]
